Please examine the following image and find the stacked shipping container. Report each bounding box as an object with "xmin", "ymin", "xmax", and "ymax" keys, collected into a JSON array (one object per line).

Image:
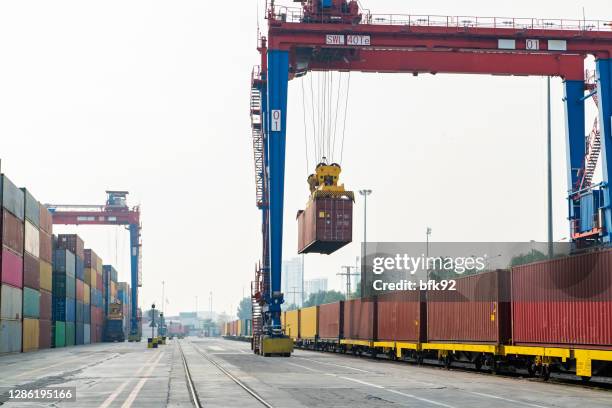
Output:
[
  {"xmin": 22, "ymin": 189, "xmax": 41, "ymax": 352},
  {"xmin": 0, "ymin": 175, "xmax": 24, "ymax": 353},
  {"xmin": 52, "ymin": 249, "xmax": 76, "ymax": 347},
  {"xmin": 57, "ymin": 235, "xmax": 85, "ymax": 345},
  {"xmin": 39, "ymin": 206, "xmax": 53, "ymax": 349},
  {"xmin": 117, "ymin": 282, "xmax": 131, "ymax": 339}
]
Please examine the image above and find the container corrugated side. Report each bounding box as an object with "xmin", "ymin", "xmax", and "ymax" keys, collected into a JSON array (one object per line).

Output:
[
  {"xmin": 284, "ymin": 309, "xmax": 299, "ymax": 340},
  {"xmin": 40, "ymin": 290, "xmax": 52, "ymax": 321},
  {"xmin": 23, "ymin": 287, "xmax": 41, "ymax": 318},
  {"xmin": 23, "ymin": 253, "xmax": 40, "ymax": 290},
  {"xmin": 53, "ymin": 249, "xmax": 76, "ymax": 276},
  {"xmin": 2, "ymin": 209, "xmax": 24, "ymax": 254},
  {"xmin": 39, "ymin": 230, "xmax": 52, "ymax": 263},
  {"xmin": 511, "ymin": 250, "xmax": 612, "ymax": 348},
  {"xmin": 24, "ymin": 220, "xmax": 39, "ymax": 258},
  {"xmin": 377, "ymin": 291, "xmax": 426, "ymax": 342},
  {"xmin": 0, "ymin": 284, "xmax": 22, "ymax": 320},
  {"xmin": 318, "ymin": 301, "xmax": 343, "ymax": 340},
  {"xmin": 21, "ymin": 188, "xmax": 40, "ymax": 227},
  {"xmin": 54, "ymin": 321, "xmax": 66, "ymax": 347},
  {"xmin": 56, "ymin": 235, "xmax": 84, "ymax": 261},
  {"xmin": 0, "ymin": 319, "xmax": 22, "ymax": 353},
  {"xmin": 427, "ymin": 270, "xmax": 511, "ymax": 344},
  {"xmin": 299, "ymin": 306, "xmax": 318, "ymax": 340},
  {"xmin": 39, "ymin": 261, "xmax": 52, "ymax": 292},
  {"xmin": 1, "ymin": 248, "xmax": 23, "ymax": 288},
  {"xmin": 39, "ymin": 319, "xmax": 51, "ymax": 349},
  {"xmin": 297, "ymin": 197, "xmax": 353, "ymax": 255},
  {"xmin": 84, "ymin": 323, "xmax": 90, "ymax": 344},
  {"xmin": 39, "ymin": 204, "xmax": 53, "ymax": 234},
  {"xmin": 1, "ymin": 175, "xmax": 25, "ymax": 220},
  {"xmin": 343, "ymin": 298, "xmax": 376, "ymax": 340},
  {"xmin": 23, "ymin": 318, "xmax": 40, "ymax": 352},
  {"xmin": 65, "ymin": 322, "xmax": 75, "ymax": 346}
]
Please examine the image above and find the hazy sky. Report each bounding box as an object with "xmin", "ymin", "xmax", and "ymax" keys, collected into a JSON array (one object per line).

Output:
[{"xmin": 0, "ymin": 1, "xmax": 608, "ymax": 317}]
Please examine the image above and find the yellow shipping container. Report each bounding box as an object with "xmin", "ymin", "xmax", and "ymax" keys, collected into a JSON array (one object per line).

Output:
[
  {"xmin": 90, "ymin": 269, "xmax": 97, "ymax": 289},
  {"xmin": 84, "ymin": 267, "xmax": 93, "ymax": 286},
  {"xmin": 236, "ymin": 320, "xmax": 242, "ymax": 337},
  {"xmin": 299, "ymin": 306, "xmax": 318, "ymax": 339},
  {"xmin": 284, "ymin": 309, "xmax": 299, "ymax": 340},
  {"xmin": 39, "ymin": 261, "xmax": 52, "ymax": 292},
  {"xmin": 84, "ymin": 283, "xmax": 90, "ymax": 304},
  {"xmin": 23, "ymin": 318, "xmax": 40, "ymax": 352}
]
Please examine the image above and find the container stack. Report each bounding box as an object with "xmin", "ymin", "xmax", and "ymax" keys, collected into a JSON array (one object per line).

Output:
[
  {"xmin": 38, "ymin": 205, "xmax": 53, "ymax": 349},
  {"xmin": 103, "ymin": 265, "xmax": 118, "ymax": 324},
  {"xmin": 52, "ymin": 248, "xmax": 76, "ymax": 347},
  {"xmin": 21, "ymin": 189, "xmax": 41, "ymax": 352},
  {"xmin": 56, "ymin": 235, "xmax": 84, "ymax": 346},
  {"xmin": 117, "ymin": 281, "xmax": 131, "ymax": 339},
  {"xmin": 0, "ymin": 175, "xmax": 25, "ymax": 354},
  {"xmin": 85, "ymin": 249, "xmax": 103, "ymax": 344}
]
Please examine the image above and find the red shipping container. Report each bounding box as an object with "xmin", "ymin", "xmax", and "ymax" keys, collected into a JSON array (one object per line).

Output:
[
  {"xmin": 318, "ymin": 301, "xmax": 343, "ymax": 340},
  {"xmin": 377, "ymin": 291, "xmax": 426, "ymax": 342},
  {"xmin": 96, "ymin": 274, "xmax": 103, "ymax": 291},
  {"xmin": 427, "ymin": 270, "xmax": 511, "ymax": 344},
  {"xmin": 39, "ymin": 230, "xmax": 52, "ymax": 263},
  {"xmin": 1, "ymin": 248, "xmax": 23, "ymax": 288},
  {"xmin": 39, "ymin": 205, "xmax": 53, "ymax": 234},
  {"xmin": 343, "ymin": 298, "xmax": 376, "ymax": 340},
  {"xmin": 512, "ymin": 250, "xmax": 612, "ymax": 348},
  {"xmin": 2, "ymin": 210, "xmax": 24, "ymax": 254},
  {"xmin": 39, "ymin": 290, "xmax": 52, "ymax": 321},
  {"xmin": 56, "ymin": 234, "xmax": 84, "ymax": 259},
  {"xmin": 297, "ymin": 197, "xmax": 352, "ymax": 255},
  {"xmin": 39, "ymin": 319, "xmax": 52, "ymax": 349},
  {"xmin": 23, "ymin": 253, "xmax": 40, "ymax": 290},
  {"xmin": 76, "ymin": 279, "xmax": 84, "ymax": 301}
]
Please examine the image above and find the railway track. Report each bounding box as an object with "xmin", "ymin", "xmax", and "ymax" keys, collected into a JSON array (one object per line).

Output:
[{"xmin": 178, "ymin": 339, "xmax": 274, "ymax": 408}]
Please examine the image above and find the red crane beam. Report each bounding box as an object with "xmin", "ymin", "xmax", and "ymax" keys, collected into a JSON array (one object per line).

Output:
[{"xmin": 51, "ymin": 211, "xmax": 140, "ymax": 226}]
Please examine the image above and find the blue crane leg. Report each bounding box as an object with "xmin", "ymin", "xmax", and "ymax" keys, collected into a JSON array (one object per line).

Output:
[
  {"xmin": 563, "ymin": 79, "xmax": 586, "ymax": 238},
  {"xmin": 129, "ymin": 224, "xmax": 139, "ymax": 337},
  {"xmin": 596, "ymin": 59, "xmax": 612, "ymax": 243},
  {"xmin": 266, "ymin": 50, "xmax": 289, "ymax": 332}
]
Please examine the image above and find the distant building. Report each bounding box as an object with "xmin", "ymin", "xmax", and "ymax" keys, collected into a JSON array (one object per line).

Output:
[
  {"xmin": 304, "ymin": 278, "xmax": 328, "ymax": 299},
  {"xmin": 282, "ymin": 257, "xmax": 303, "ymax": 307}
]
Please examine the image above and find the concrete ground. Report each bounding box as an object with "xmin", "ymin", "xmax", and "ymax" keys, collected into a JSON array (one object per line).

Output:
[{"xmin": 0, "ymin": 337, "xmax": 610, "ymax": 407}]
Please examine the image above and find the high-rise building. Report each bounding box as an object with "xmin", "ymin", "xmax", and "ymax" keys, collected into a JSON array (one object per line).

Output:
[
  {"xmin": 282, "ymin": 257, "xmax": 303, "ymax": 307},
  {"xmin": 304, "ymin": 278, "xmax": 328, "ymax": 299}
]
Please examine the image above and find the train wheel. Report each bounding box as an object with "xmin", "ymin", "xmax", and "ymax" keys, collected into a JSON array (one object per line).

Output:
[
  {"xmin": 474, "ymin": 356, "xmax": 483, "ymax": 371},
  {"xmin": 541, "ymin": 365, "xmax": 551, "ymax": 381},
  {"xmin": 527, "ymin": 363, "xmax": 536, "ymax": 377},
  {"xmin": 444, "ymin": 354, "xmax": 452, "ymax": 370}
]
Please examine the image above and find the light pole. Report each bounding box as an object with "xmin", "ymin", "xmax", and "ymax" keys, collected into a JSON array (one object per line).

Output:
[
  {"xmin": 546, "ymin": 76, "xmax": 554, "ymax": 259},
  {"xmin": 161, "ymin": 281, "xmax": 165, "ymax": 316},
  {"xmin": 359, "ymin": 189, "xmax": 372, "ymax": 292}
]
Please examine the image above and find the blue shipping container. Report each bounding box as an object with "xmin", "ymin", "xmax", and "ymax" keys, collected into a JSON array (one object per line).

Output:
[
  {"xmin": 76, "ymin": 322, "xmax": 84, "ymax": 345},
  {"xmin": 53, "ymin": 250, "xmax": 76, "ymax": 276},
  {"xmin": 76, "ymin": 257, "xmax": 84, "ymax": 281},
  {"xmin": 66, "ymin": 299, "xmax": 76, "ymax": 322},
  {"xmin": 76, "ymin": 300, "xmax": 83, "ymax": 322}
]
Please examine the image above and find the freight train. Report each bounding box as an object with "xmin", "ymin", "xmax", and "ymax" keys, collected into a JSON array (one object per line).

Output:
[{"xmin": 226, "ymin": 249, "xmax": 612, "ymax": 381}]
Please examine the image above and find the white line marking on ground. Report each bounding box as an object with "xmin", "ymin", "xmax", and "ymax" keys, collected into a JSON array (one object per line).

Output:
[
  {"xmin": 98, "ymin": 351, "xmax": 162, "ymax": 408},
  {"xmin": 339, "ymin": 376, "xmax": 385, "ymax": 389},
  {"xmin": 295, "ymin": 357, "xmax": 371, "ymax": 373},
  {"xmin": 209, "ymin": 346, "xmax": 225, "ymax": 351},
  {"xmin": 120, "ymin": 352, "xmax": 165, "ymax": 408},
  {"xmin": 468, "ymin": 391, "xmax": 550, "ymax": 408},
  {"xmin": 287, "ymin": 362, "xmax": 324, "ymax": 373}
]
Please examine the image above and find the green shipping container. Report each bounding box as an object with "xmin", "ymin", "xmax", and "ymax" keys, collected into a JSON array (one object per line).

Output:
[
  {"xmin": 23, "ymin": 287, "xmax": 41, "ymax": 318},
  {"xmin": 54, "ymin": 321, "xmax": 66, "ymax": 347},
  {"xmin": 65, "ymin": 322, "xmax": 75, "ymax": 346}
]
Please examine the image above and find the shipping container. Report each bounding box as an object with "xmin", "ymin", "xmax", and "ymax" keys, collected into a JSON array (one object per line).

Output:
[
  {"xmin": 39, "ymin": 205, "xmax": 53, "ymax": 234},
  {"xmin": 54, "ymin": 321, "xmax": 66, "ymax": 347},
  {"xmin": 512, "ymin": 250, "xmax": 612, "ymax": 348},
  {"xmin": 76, "ymin": 300, "xmax": 84, "ymax": 322},
  {"xmin": 52, "ymin": 296, "xmax": 76, "ymax": 322},
  {"xmin": 1, "ymin": 175, "xmax": 25, "ymax": 220},
  {"xmin": 23, "ymin": 287, "xmax": 41, "ymax": 318},
  {"xmin": 2, "ymin": 209, "xmax": 24, "ymax": 254},
  {"xmin": 56, "ymin": 234, "xmax": 84, "ymax": 260},
  {"xmin": 23, "ymin": 252, "xmax": 40, "ymax": 289},
  {"xmin": 300, "ymin": 306, "xmax": 318, "ymax": 340},
  {"xmin": 284, "ymin": 309, "xmax": 300, "ymax": 340},
  {"xmin": 53, "ymin": 249, "xmax": 75, "ymax": 276},
  {"xmin": 65, "ymin": 321, "xmax": 75, "ymax": 346},
  {"xmin": 377, "ymin": 291, "xmax": 427, "ymax": 342},
  {"xmin": 21, "ymin": 188, "xmax": 40, "ymax": 227},
  {"xmin": 76, "ymin": 279, "xmax": 84, "ymax": 301},
  {"xmin": 84, "ymin": 249, "xmax": 100, "ymax": 270},
  {"xmin": 0, "ymin": 319, "xmax": 22, "ymax": 353},
  {"xmin": 427, "ymin": 270, "xmax": 511, "ymax": 344},
  {"xmin": 84, "ymin": 283, "xmax": 90, "ymax": 304},
  {"xmin": 23, "ymin": 318, "xmax": 40, "ymax": 352},
  {"xmin": 39, "ymin": 230, "xmax": 52, "ymax": 263},
  {"xmin": 84, "ymin": 267, "xmax": 92, "ymax": 286},
  {"xmin": 39, "ymin": 319, "xmax": 51, "ymax": 349},
  {"xmin": 24, "ymin": 220, "xmax": 39, "ymax": 258},
  {"xmin": 297, "ymin": 197, "xmax": 353, "ymax": 254},
  {"xmin": 39, "ymin": 261, "xmax": 52, "ymax": 292},
  {"xmin": 1, "ymin": 248, "xmax": 23, "ymax": 288},
  {"xmin": 53, "ymin": 271, "xmax": 76, "ymax": 299},
  {"xmin": 76, "ymin": 257, "xmax": 84, "ymax": 281},
  {"xmin": 343, "ymin": 298, "xmax": 376, "ymax": 340},
  {"xmin": 318, "ymin": 301, "xmax": 343, "ymax": 340},
  {"xmin": 76, "ymin": 322, "xmax": 84, "ymax": 345},
  {"xmin": 40, "ymin": 290, "xmax": 52, "ymax": 320},
  {"xmin": 0, "ymin": 284, "xmax": 22, "ymax": 320},
  {"xmin": 84, "ymin": 304, "xmax": 90, "ymax": 324},
  {"xmin": 84, "ymin": 323, "xmax": 91, "ymax": 344}
]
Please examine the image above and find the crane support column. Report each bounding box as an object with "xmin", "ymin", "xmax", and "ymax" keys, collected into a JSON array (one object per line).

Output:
[
  {"xmin": 564, "ymin": 79, "xmax": 587, "ymax": 235},
  {"xmin": 266, "ymin": 49, "xmax": 289, "ymax": 331},
  {"xmin": 597, "ymin": 59, "xmax": 612, "ymax": 243},
  {"xmin": 128, "ymin": 223, "xmax": 140, "ymax": 341}
]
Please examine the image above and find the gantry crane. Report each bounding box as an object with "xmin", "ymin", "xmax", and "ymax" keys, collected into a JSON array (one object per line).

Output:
[
  {"xmin": 46, "ymin": 191, "xmax": 142, "ymax": 342},
  {"xmin": 250, "ymin": 0, "xmax": 612, "ymax": 355}
]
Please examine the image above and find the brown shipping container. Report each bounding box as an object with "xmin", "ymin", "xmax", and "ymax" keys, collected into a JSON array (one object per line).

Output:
[
  {"xmin": 39, "ymin": 205, "xmax": 53, "ymax": 234},
  {"xmin": 512, "ymin": 250, "xmax": 612, "ymax": 348},
  {"xmin": 297, "ymin": 197, "xmax": 352, "ymax": 255},
  {"xmin": 343, "ymin": 298, "xmax": 376, "ymax": 340},
  {"xmin": 39, "ymin": 319, "xmax": 52, "ymax": 349},
  {"xmin": 2, "ymin": 210, "xmax": 24, "ymax": 254},
  {"xmin": 39, "ymin": 290, "xmax": 52, "ymax": 321},
  {"xmin": 39, "ymin": 230, "xmax": 52, "ymax": 263},
  {"xmin": 23, "ymin": 253, "xmax": 40, "ymax": 290},
  {"xmin": 318, "ymin": 301, "xmax": 343, "ymax": 340},
  {"xmin": 377, "ymin": 291, "xmax": 426, "ymax": 342},
  {"xmin": 56, "ymin": 234, "xmax": 84, "ymax": 259},
  {"xmin": 427, "ymin": 270, "xmax": 511, "ymax": 344},
  {"xmin": 84, "ymin": 249, "xmax": 99, "ymax": 270}
]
